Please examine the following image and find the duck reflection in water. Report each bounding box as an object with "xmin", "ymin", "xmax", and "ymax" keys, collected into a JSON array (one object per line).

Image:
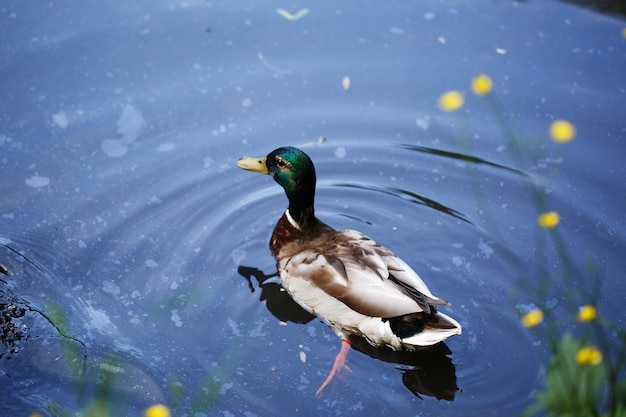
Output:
[
  {"xmin": 238, "ymin": 265, "xmax": 459, "ymax": 401},
  {"xmin": 237, "ymin": 147, "xmax": 461, "ymax": 399}
]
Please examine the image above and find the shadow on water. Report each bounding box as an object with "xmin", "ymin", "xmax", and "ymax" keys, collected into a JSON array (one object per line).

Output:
[
  {"xmin": 525, "ymin": 0, "xmax": 626, "ymax": 17},
  {"xmin": 237, "ymin": 265, "xmax": 460, "ymax": 402},
  {"xmin": 238, "ymin": 266, "xmax": 316, "ymax": 325},
  {"xmin": 328, "ymin": 142, "xmax": 531, "ymax": 227},
  {"xmin": 398, "ymin": 144, "xmax": 529, "ymax": 178},
  {"xmin": 331, "ymin": 182, "xmax": 473, "ymax": 226}
]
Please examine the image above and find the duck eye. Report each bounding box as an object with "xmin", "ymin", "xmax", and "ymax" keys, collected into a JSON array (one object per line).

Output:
[{"xmin": 275, "ymin": 156, "xmax": 289, "ymax": 169}]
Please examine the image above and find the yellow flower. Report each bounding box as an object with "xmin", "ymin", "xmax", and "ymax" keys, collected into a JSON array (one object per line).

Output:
[
  {"xmin": 471, "ymin": 74, "xmax": 493, "ymax": 96},
  {"xmin": 622, "ymin": 27, "xmax": 626, "ymax": 39},
  {"xmin": 144, "ymin": 404, "xmax": 171, "ymax": 417},
  {"xmin": 549, "ymin": 120, "xmax": 576, "ymax": 143},
  {"xmin": 521, "ymin": 308, "xmax": 544, "ymax": 328},
  {"xmin": 576, "ymin": 346, "xmax": 603, "ymax": 365},
  {"xmin": 438, "ymin": 90, "xmax": 464, "ymax": 112},
  {"xmin": 578, "ymin": 305, "xmax": 597, "ymax": 322},
  {"xmin": 537, "ymin": 211, "xmax": 560, "ymax": 228}
]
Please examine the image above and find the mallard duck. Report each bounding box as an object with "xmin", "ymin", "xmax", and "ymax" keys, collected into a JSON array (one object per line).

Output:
[{"xmin": 237, "ymin": 146, "xmax": 462, "ymax": 396}]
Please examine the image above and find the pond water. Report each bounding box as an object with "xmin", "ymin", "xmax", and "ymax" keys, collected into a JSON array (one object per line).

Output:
[{"xmin": 1, "ymin": 1, "xmax": 625, "ymax": 416}]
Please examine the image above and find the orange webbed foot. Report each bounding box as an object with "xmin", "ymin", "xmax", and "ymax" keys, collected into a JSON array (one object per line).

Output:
[{"xmin": 315, "ymin": 339, "xmax": 351, "ymax": 398}]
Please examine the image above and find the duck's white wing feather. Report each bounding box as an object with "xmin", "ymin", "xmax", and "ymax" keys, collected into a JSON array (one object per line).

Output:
[{"xmin": 278, "ymin": 229, "xmax": 445, "ymax": 319}]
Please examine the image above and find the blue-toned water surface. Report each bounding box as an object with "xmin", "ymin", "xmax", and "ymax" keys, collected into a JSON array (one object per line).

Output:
[{"xmin": 1, "ymin": 1, "xmax": 625, "ymax": 416}]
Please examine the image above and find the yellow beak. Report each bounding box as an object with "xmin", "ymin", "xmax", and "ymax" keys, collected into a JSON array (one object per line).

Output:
[{"xmin": 237, "ymin": 156, "xmax": 268, "ymax": 174}]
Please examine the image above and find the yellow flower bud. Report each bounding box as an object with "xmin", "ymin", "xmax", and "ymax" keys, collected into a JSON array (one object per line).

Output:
[
  {"xmin": 576, "ymin": 346, "xmax": 603, "ymax": 365},
  {"xmin": 537, "ymin": 211, "xmax": 560, "ymax": 228},
  {"xmin": 521, "ymin": 308, "xmax": 544, "ymax": 328},
  {"xmin": 549, "ymin": 120, "xmax": 576, "ymax": 143},
  {"xmin": 471, "ymin": 74, "xmax": 493, "ymax": 96},
  {"xmin": 438, "ymin": 91, "xmax": 464, "ymax": 112},
  {"xmin": 144, "ymin": 404, "xmax": 171, "ymax": 417},
  {"xmin": 577, "ymin": 305, "xmax": 597, "ymax": 322}
]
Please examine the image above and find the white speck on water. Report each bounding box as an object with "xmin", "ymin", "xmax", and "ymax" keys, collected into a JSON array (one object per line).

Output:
[
  {"xmin": 102, "ymin": 280, "xmax": 121, "ymax": 295},
  {"xmin": 150, "ymin": 195, "xmax": 163, "ymax": 204},
  {"xmin": 83, "ymin": 303, "xmax": 118, "ymax": 337},
  {"xmin": 101, "ymin": 139, "xmax": 128, "ymax": 157},
  {"xmin": 231, "ymin": 248, "xmax": 247, "ymax": 265},
  {"xmin": 102, "ymin": 104, "xmax": 145, "ymax": 157},
  {"xmin": 52, "ymin": 111, "xmax": 69, "ymax": 128},
  {"xmin": 170, "ymin": 309, "xmax": 182, "ymax": 327},
  {"xmin": 416, "ymin": 116, "xmax": 431, "ymax": 130},
  {"xmin": 299, "ymin": 351, "xmax": 306, "ymax": 363},
  {"xmin": 306, "ymin": 326, "xmax": 316, "ymax": 338},
  {"xmin": 249, "ymin": 317, "xmax": 267, "ymax": 337},
  {"xmin": 242, "ymin": 98, "xmax": 252, "ymax": 107},
  {"xmin": 25, "ymin": 174, "xmax": 50, "ymax": 188},
  {"xmin": 78, "ymin": 240, "xmax": 87, "ymax": 249},
  {"xmin": 227, "ymin": 319, "xmax": 241, "ymax": 336},
  {"xmin": 424, "ymin": 11, "xmax": 435, "ymax": 20},
  {"xmin": 145, "ymin": 259, "xmax": 158, "ymax": 268},
  {"xmin": 342, "ymin": 76, "xmax": 350, "ymax": 90},
  {"xmin": 2, "ymin": 213, "xmax": 14, "ymax": 220},
  {"xmin": 389, "ymin": 27, "xmax": 404, "ymax": 35},
  {"xmin": 335, "ymin": 147, "xmax": 346, "ymax": 158},
  {"xmin": 478, "ymin": 240, "xmax": 493, "ymax": 259},
  {"xmin": 517, "ymin": 303, "xmax": 538, "ymax": 313},
  {"xmin": 546, "ymin": 298, "xmax": 559, "ymax": 309},
  {"xmin": 349, "ymin": 401, "xmax": 364, "ymax": 411},
  {"xmin": 131, "ymin": 290, "xmax": 141, "ymax": 299},
  {"xmin": 496, "ymin": 145, "xmax": 506, "ymax": 152},
  {"xmin": 117, "ymin": 104, "xmax": 144, "ymax": 141},
  {"xmin": 452, "ymin": 256, "xmax": 463, "ymax": 267},
  {"xmin": 219, "ymin": 382, "xmax": 233, "ymax": 395},
  {"xmin": 156, "ymin": 143, "xmax": 176, "ymax": 152}
]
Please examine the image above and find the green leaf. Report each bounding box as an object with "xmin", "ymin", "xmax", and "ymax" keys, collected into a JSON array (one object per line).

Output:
[{"xmin": 524, "ymin": 333, "xmax": 606, "ymax": 417}]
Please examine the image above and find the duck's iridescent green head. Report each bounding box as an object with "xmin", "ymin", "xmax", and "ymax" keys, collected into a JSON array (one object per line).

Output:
[{"xmin": 237, "ymin": 146, "xmax": 317, "ymax": 219}]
